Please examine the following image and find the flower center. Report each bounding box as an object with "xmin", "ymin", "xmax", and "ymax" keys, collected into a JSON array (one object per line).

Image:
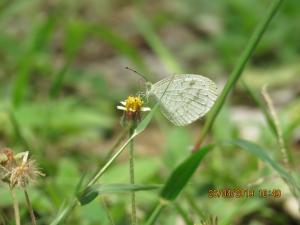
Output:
[{"xmin": 125, "ymin": 96, "xmax": 143, "ymax": 112}]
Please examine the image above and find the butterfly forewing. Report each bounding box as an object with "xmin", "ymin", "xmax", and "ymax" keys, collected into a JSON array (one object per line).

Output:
[{"xmin": 148, "ymin": 74, "xmax": 218, "ymax": 126}]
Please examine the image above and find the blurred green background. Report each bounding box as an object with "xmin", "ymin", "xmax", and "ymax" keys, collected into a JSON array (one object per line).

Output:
[{"xmin": 0, "ymin": 0, "xmax": 299, "ymax": 224}]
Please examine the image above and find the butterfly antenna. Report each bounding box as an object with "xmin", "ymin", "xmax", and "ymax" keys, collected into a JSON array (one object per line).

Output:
[{"xmin": 125, "ymin": 67, "xmax": 148, "ymax": 82}]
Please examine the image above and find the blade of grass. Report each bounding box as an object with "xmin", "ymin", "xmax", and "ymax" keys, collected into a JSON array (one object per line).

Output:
[
  {"xmin": 87, "ymin": 103, "xmax": 159, "ymax": 187},
  {"xmin": 91, "ymin": 24, "xmax": 149, "ymax": 74},
  {"xmin": 242, "ymin": 80, "xmax": 277, "ymax": 135},
  {"xmin": 50, "ymin": 104, "xmax": 159, "ymax": 225},
  {"xmin": 160, "ymin": 145, "xmax": 212, "ymax": 200},
  {"xmin": 50, "ymin": 200, "xmax": 77, "ymax": 225},
  {"xmin": 134, "ymin": 13, "xmax": 182, "ymax": 73},
  {"xmin": 174, "ymin": 202, "xmax": 194, "ymax": 225},
  {"xmin": 50, "ymin": 75, "xmax": 175, "ymax": 224},
  {"xmin": 185, "ymin": 193, "xmax": 206, "ymax": 221},
  {"xmin": 12, "ymin": 16, "xmax": 56, "ymax": 107},
  {"xmin": 145, "ymin": 203, "xmax": 166, "ymax": 225},
  {"xmin": 49, "ymin": 21, "xmax": 87, "ymax": 98},
  {"xmin": 261, "ymin": 85, "xmax": 290, "ymax": 168},
  {"xmin": 230, "ymin": 139, "xmax": 290, "ymax": 180},
  {"xmin": 193, "ymin": 0, "xmax": 285, "ymax": 150},
  {"xmin": 100, "ymin": 196, "xmax": 116, "ymax": 225},
  {"xmin": 78, "ymin": 183, "xmax": 160, "ymax": 205},
  {"xmin": 146, "ymin": 1, "xmax": 285, "ymax": 224},
  {"xmin": 9, "ymin": 110, "xmax": 31, "ymax": 150},
  {"xmin": 229, "ymin": 139, "xmax": 300, "ymax": 195},
  {"xmin": 146, "ymin": 145, "xmax": 211, "ymax": 225}
]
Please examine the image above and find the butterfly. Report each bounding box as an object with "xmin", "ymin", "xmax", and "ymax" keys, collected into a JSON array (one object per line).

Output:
[
  {"xmin": 146, "ymin": 74, "xmax": 218, "ymax": 126},
  {"xmin": 125, "ymin": 67, "xmax": 218, "ymax": 126}
]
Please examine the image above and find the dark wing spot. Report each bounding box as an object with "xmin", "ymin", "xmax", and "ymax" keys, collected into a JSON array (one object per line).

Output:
[{"xmin": 189, "ymin": 80, "xmax": 196, "ymax": 86}]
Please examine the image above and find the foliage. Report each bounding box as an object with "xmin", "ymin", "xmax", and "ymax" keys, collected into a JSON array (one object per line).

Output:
[{"xmin": 0, "ymin": 0, "xmax": 299, "ymax": 225}]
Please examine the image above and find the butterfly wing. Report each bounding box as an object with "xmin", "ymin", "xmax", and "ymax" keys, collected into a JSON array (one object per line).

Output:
[{"xmin": 148, "ymin": 74, "xmax": 218, "ymax": 126}]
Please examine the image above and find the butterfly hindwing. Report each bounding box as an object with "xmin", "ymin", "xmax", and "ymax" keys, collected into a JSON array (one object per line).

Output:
[{"xmin": 148, "ymin": 74, "xmax": 217, "ymax": 126}]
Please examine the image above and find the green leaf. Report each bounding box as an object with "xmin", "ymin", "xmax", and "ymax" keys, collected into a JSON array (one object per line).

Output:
[
  {"xmin": 230, "ymin": 139, "xmax": 290, "ymax": 180},
  {"xmin": 195, "ymin": 0, "xmax": 284, "ymax": 149},
  {"xmin": 78, "ymin": 184, "xmax": 160, "ymax": 205},
  {"xmin": 100, "ymin": 157, "xmax": 160, "ymax": 183},
  {"xmin": 160, "ymin": 145, "xmax": 212, "ymax": 201},
  {"xmin": 12, "ymin": 16, "xmax": 56, "ymax": 107},
  {"xmin": 50, "ymin": 200, "xmax": 77, "ymax": 225},
  {"xmin": 134, "ymin": 103, "xmax": 159, "ymax": 135},
  {"xmin": 85, "ymin": 103, "xmax": 160, "ymax": 187},
  {"xmin": 92, "ymin": 24, "xmax": 148, "ymax": 73},
  {"xmin": 242, "ymin": 80, "xmax": 277, "ymax": 136},
  {"xmin": 50, "ymin": 21, "xmax": 87, "ymax": 98},
  {"xmin": 134, "ymin": 14, "xmax": 182, "ymax": 73}
]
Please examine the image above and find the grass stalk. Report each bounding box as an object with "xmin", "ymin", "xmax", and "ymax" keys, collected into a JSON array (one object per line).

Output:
[
  {"xmin": 100, "ymin": 196, "xmax": 115, "ymax": 225},
  {"xmin": 261, "ymin": 85, "xmax": 290, "ymax": 169},
  {"xmin": 103, "ymin": 128, "xmax": 129, "ymax": 163},
  {"xmin": 50, "ymin": 132, "xmax": 135, "ymax": 225},
  {"xmin": 145, "ymin": 203, "xmax": 166, "ymax": 225},
  {"xmin": 174, "ymin": 202, "xmax": 193, "ymax": 225},
  {"xmin": 185, "ymin": 193, "xmax": 206, "ymax": 221},
  {"xmin": 52, "ymin": 80, "xmax": 190, "ymax": 224},
  {"xmin": 9, "ymin": 111, "xmax": 30, "ymax": 150},
  {"xmin": 10, "ymin": 188, "xmax": 21, "ymax": 225},
  {"xmin": 87, "ymin": 133, "xmax": 137, "ymax": 187},
  {"xmin": 242, "ymin": 81, "xmax": 277, "ymax": 136},
  {"xmin": 129, "ymin": 127, "xmax": 137, "ymax": 225},
  {"xmin": 146, "ymin": 0, "xmax": 285, "ymax": 224},
  {"xmin": 24, "ymin": 189, "xmax": 37, "ymax": 225},
  {"xmin": 193, "ymin": 0, "xmax": 285, "ymax": 151}
]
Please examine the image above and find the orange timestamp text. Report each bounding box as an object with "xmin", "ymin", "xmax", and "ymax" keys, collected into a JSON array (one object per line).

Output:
[{"xmin": 208, "ymin": 188, "xmax": 281, "ymax": 199}]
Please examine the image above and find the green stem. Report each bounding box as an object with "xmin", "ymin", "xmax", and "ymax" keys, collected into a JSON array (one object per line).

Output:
[
  {"xmin": 10, "ymin": 188, "xmax": 21, "ymax": 225},
  {"xmin": 50, "ymin": 199, "xmax": 78, "ymax": 225},
  {"xmin": 50, "ymin": 131, "xmax": 135, "ymax": 225},
  {"xmin": 146, "ymin": 0, "xmax": 285, "ymax": 224},
  {"xmin": 87, "ymin": 131, "xmax": 137, "ymax": 187},
  {"xmin": 145, "ymin": 203, "xmax": 165, "ymax": 225},
  {"xmin": 103, "ymin": 128, "xmax": 129, "ymax": 163},
  {"xmin": 193, "ymin": 0, "xmax": 284, "ymax": 151},
  {"xmin": 100, "ymin": 196, "xmax": 115, "ymax": 225},
  {"xmin": 242, "ymin": 81, "xmax": 277, "ymax": 136},
  {"xmin": 24, "ymin": 189, "xmax": 37, "ymax": 225},
  {"xmin": 129, "ymin": 127, "xmax": 137, "ymax": 225},
  {"xmin": 174, "ymin": 202, "xmax": 193, "ymax": 225},
  {"xmin": 185, "ymin": 193, "xmax": 206, "ymax": 221}
]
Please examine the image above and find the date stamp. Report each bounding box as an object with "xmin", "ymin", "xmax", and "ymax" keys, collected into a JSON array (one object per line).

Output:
[{"xmin": 208, "ymin": 188, "xmax": 281, "ymax": 199}]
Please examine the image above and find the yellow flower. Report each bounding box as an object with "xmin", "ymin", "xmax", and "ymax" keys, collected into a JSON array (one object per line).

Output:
[{"xmin": 117, "ymin": 96, "xmax": 150, "ymax": 122}]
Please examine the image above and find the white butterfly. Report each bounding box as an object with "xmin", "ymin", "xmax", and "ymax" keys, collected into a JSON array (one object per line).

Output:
[{"xmin": 146, "ymin": 74, "xmax": 218, "ymax": 126}]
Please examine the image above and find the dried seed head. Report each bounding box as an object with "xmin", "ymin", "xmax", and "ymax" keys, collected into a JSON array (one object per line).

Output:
[
  {"xmin": 10, "ymin": 159, "xmax": 44, "ymax": 188},
  {"xmin": 0, "ymin": 148, "xmax": 44, "ymax": 189},
  {"xmin": 0, "ymin": 148, "xmax": 15, "ymax": 181}
]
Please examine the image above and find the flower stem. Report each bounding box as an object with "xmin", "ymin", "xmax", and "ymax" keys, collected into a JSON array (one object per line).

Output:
[
  {"xmin": 24, "ymin": 189, "xmax": 37, "ymax": 225},
  {"xmin": 50, "ymin": 128, "xmax": 138, "ymax": 225},
  {"xmin": 10, "ymin": 188, "xmax": 21, "ymax": 225},
  {"xmin": 129, "ymin": 127, "xmax": 137, "ymax": 225},
  {"xmin": 87, "ymin": 131, "xmax": 137, "ymax": 187},
  {"xmin": 145, "ymin": 203, "xmax": 165, "ymax": 225},
  {"xmin": 193, "ymin": 0, "xmax": 285, "ymax": 151},
  {"xmin": 101, "ymin": 196, "xmax": 115, "ymax": 225}
]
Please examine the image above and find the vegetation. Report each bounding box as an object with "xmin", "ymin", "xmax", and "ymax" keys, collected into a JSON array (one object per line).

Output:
[{"xmin": 0, "ymin": 0, "xmax": 299, "ymax": 225}]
